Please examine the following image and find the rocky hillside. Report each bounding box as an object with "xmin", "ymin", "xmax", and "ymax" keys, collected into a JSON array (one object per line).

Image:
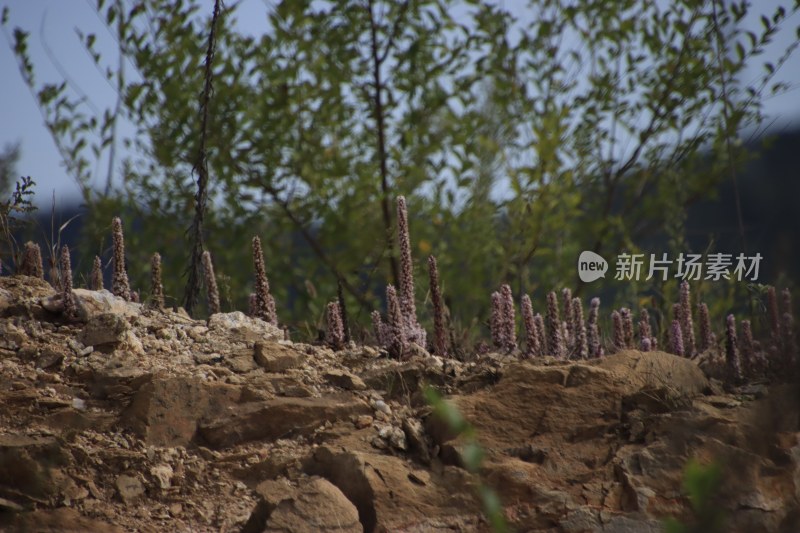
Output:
[{"xmin": 0, "ymin": 275, "xmax": 798, "ymax": 532}]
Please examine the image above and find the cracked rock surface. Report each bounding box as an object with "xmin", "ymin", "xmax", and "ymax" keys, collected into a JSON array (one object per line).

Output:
[{"xmin": 1, "ymin": 276, "xmax": 799, "ymax": 532}]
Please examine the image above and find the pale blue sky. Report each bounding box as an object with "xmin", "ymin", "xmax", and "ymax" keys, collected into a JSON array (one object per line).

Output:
[{"xmin": 1, "ymin": 0, "xmax": 799, "ymax": 207}]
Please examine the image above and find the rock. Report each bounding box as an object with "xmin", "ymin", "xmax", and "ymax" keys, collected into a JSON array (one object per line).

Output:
[
  {"xmin": 324, "ymin": 369, "xmax": 367, "ymax": 391},
  {"xmin": 0, "ymin": 276, "xmax": 54, "ymax": 317},
  {"xmin": 243, "ymin": 477, "xmax": 362, "ymax": 533},
  {"xmin": 198, "ymin": 395, "xmax": 370, "ymax": 449},
  {"xmin": 601, "ymin": 515, "xmax": 665, "ymax": 533},
  {"xmin": 354, "ymin": 415, "xmax": 373, "ymax": 429},
  {"xmin": 69, "ymin": 351, "xmax": 152, "ymax": 401},
  {"xmin": 402, "ymin": 418, "xmax": 431, "ymax": 463},
  {"xmin": 208, "ymin": 312, "xmax": 282, "ymax": 343},
  {"xmin": 233, "ymin": 448, "xmax": 299, "ymax": 484},
  {"xmin": 254, "ymin": 342, "xmax": 307, "ymax": 371},
  {"xmin": 150, "ymin": 464, "xmax": 173, "ymax": 489},
  {"xmin": 388, "ymin": 427, "xmax": 407, "ymax": 450},
  {"xmin": 427, "ymin": 360, "xmax": 628, "ymax": 449},
  {"xmin": 507, "ymin": 364, "xmax": 567, "ymax": 386},
  {"xmin": 80, "ymin": 313, "xmax": 130, "ymax": 347},
  {"xmin": 61, "ymin": 476, "xmax": 89, "ymax": 505},
  {"xmin": 3, "ymin": 264, "xmax": 800, "ymax": 533},
  {"xmin": 227, "ymin": 353, "xmax": 259, "ymax": 373},
  {"xmin": 560, "ymin": 506, "xmax": 601, "ymax": 532},
  {"xmin": 404, "ymin": 342, "xmax": 429, "ymax": 359},
  {"xmin": 0, "ymin": 496, "xmax": 24, "ymax": 512},
  {"xmin": 361, "ymin": 361, "xmax": 447, "ymax": 401},
  {"xmin": 41, "ymin": 289, "xmax": 143, "ymax": 320},
  {"xmin": 596, "ymin": 351, "xmax": 709, "ymax": 414},
  {"xmin": 565, "ymin": 364, "xmax": 616, "ymax": 387},
  {"xmin": 704, "ymin": 395, "xmax": 741, "ymax": 409},
  {"xmin": 123, "ymin": 377, "xmax": 242, "ymax": 446},
  {"xmin": 0, "ymin": 507, "xmax": 126, "ymax": 533},
  {"xmin": 0, "ymin": 275, "xmax": 53, "ymax": 294},
  {"xmin": 454, "ymin": 366, "xmax": 504, "ymax": 392},
  {"xmin": 74, "ymin": 289, "xmax": 141, "ymax": 318},
  {"xmin": 372, "ymin": 400, "xmax": 391, "ymax": 416},
  {"xmin": 36, "ymin": 347, "xmax": 65, "ymax": 369},
  {"xmin": 0, "ymin": 322, "xmax": 26, "ymax": 348},
  {"xmin": 40, "ymin": 294, "xmax": 65, "ymax": 313},
  {"xmin": 242, "ymin": 479, "xmax": 294, "ymax": 532},
  {"xmin": 305, "ymin": 446, "xmax": 477, "ymax": 532},
  {"xmin": 193, "ymin": 352, "xmax": 224, "ymax": 365},
  {"xmin": 422, "ymin": 355, "xmax": 445, "ymax": 370},
  {"xmin": 115, "ymin": 474, "xmax": 144, "ymax": 504},
  {"xmin": 598, "ymin": 350, "xmax": 709, "ymax": 396},
  {"xmin": 739, "ymin": 383, "xmax": 768, "ymax": 398},
  {"xmin": 0, "ymin": 433, "xmax": 68, "ymax": 500},
  {"xmin": 187, "ymin": 326, "xmax": 208, "ymax": 341},
  {"xmin": 0, "ymin": 288, "xmax": 14, "ymax": 315},
  {"xmin": 280, "ymin": 384, "xmax": 315, "ymax": 397}
]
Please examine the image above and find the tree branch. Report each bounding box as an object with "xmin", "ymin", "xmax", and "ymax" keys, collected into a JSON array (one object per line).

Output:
[
  {"xmin": 367, "ymin": 0, "xmax": 399, "ymax": 288},
  {"xmin": 260, "ymin": 181, "xmax": 373, "ymax": 310},
  {"xmin": 183, "ymin": 0, "xmax": 222, "ymax": 315}
]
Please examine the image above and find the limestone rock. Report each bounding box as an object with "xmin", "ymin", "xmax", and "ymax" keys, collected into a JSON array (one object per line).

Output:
[
  {"xmin": 0, "ymin": 508, "xmax": 126, "ymax": 533},
  {"xmin": 73, "ymin": 289, "xmax": 142, "ymax": 318},
  {"xmin": 361, "ymin": 361, "xmax": 447, "ymax": 401},
  {"xmin": 208, "ymin": 311, "xmax": 282, "ymax": 343},
  {"xmin": 123, "ymin": 377, "xmax": 242, "ymax": 447},
  {"xmin": 80, "ymin": 313, "xmax": 130, "ymax": 347},
  {"xmin": 324, "ymin": 369, "xmax": 367, "ymax": 391},
  {"xmin": 115, "ymin": 474, "xmax": 144, "ymax": 504},
  {"xmin": 0, "ymin": 288, "xmax": 13, "ymax": 315},
  {"xmin": 1, "ymin": 276, "xmax": 55, "ymax": 317},
  {"xmin": 305, "ymin": 446, "xmax": 477, "ymax": 532},
  {"xmin": 243, "ymin": 477, "xmax": 361, "ymax": 533},
  {"xmin": 598, "ymin": 350, "xmax": 709, "ymax": 396},
  {"xmin": 198, "ymin": 395, "xmax": 370, "ymax": 449},
  {"xmin": 253, "ymin": 341, "xmax": 307, "ymax": 371},
  {"xmin": 0, "ymin": 433, "xmax": 68, "ymax": 500},
  {"xmin": 227, "ymin": 352, "xmax": 259, "ymax": 373},
  {"xmin": 402, "ymin": 417, "xmax": 431, "ymax": 463},
  {"xmin": 150, "ymin": 464, "xmax": 174, "ymax": 489}
]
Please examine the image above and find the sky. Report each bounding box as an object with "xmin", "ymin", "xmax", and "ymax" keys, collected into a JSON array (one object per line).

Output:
[{"xmin": 1, "ymin": 0, "xmax": 799, "ymax": 208}]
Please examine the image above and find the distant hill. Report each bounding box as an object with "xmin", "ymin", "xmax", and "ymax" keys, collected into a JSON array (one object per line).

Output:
[{"xmin": 685, "ymin": 128, "xmax": 800, "ymax": 285}]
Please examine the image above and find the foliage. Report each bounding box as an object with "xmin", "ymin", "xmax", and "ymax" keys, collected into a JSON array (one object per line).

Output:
[
  {"xmin": 425, "ymin": 387, "xmax": 508, "ymax": 532},
  {"xmin": 0, "ymin": 176, "xmax": 37, "ymax": 270},
  {"xmin": 0, "ymin": 141, "xmax": 20, "ymax": 199},
  {"xmin": 664, "ymin": 459, "xmax": 725, "ymax": 533},
  {"xmin": 3, "ymin": 0, "xmax": 799, "ymax": 338}
]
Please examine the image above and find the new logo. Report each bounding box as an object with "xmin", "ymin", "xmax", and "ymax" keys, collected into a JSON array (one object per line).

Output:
[{"xmin": 578, "ymin": 251, "xmax": 608, "ymax": 283}]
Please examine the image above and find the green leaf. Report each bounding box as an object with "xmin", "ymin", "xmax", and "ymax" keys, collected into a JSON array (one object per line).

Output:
[
  {"xmin": 461, "ymin": 442, "xmax": 485, "ymax": 472},
  {"xmin": 735, "ymin": 42, "xmax": 745, "ymax": 62},
  {"xmin": 683, "ymin": 459, "xmax": 722, "ymax": 511}
]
